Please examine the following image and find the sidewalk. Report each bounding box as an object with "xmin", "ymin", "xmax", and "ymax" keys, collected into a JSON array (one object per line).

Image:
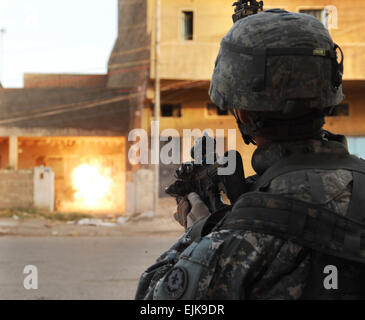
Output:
[{"xmin": 0, "ymin": 198, "xmax": 182, "ymax": 238}]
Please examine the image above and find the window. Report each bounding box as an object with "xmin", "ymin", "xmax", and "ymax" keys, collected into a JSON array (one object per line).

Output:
[
  {"xmin": 299, "ymin": 9, "xmax": 329, "ymax": 28},
  {"xmin": 207, "ymin": 103, "xmax": 228, "ymax": 116},
  {"xmin": 327, "ymin": 103, "xmax": 350, "ymax": 117},
  {"xmin": 347, "ymin": 137, "xmax": 365, "ymax": 158},
  {"xmin": 161, "ymin": 104, "xmax": 182, "ymax": 117},
  {"xmin": 182, "ymin": 11, "xmax": 194, "ymax": 40}
]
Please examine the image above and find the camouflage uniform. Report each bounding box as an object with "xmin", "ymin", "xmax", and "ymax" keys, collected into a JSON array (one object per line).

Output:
[
  {"xmin": 135, "ymin": 138, "xmax": 356, "ymax": 300},
  {"xmin": 135, "ymin": 10, "xmax": 363, "ymax": 300}
]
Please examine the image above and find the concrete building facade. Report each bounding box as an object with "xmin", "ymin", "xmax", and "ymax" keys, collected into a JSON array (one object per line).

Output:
[{"xmin": 141, "ymin": 0, "xmax": 365, "ymax": 177}]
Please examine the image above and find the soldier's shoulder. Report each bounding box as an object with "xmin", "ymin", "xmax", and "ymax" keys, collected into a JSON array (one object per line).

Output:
[{"xmin": 267, "ymin": 168, "xmax": 353, "ymax": 215}]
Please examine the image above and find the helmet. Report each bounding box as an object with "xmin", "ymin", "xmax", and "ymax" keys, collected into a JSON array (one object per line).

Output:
[{"xmin": 209, "ymin": 9, "xmax": 344, "ymax": 113}]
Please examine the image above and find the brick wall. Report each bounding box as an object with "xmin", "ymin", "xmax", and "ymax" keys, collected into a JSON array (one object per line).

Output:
[{"xmin": 0, "ymin": 170, "xmax": 33, "ymax": 209}]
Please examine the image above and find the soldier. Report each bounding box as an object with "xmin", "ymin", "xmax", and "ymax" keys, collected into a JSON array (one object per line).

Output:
[{"xmin": 135, "ymin": 9, "xmax": 365, "ymax": 300}]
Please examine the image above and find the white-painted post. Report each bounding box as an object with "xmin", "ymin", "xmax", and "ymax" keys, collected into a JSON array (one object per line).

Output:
[{"xmin": 33, "ymin": 167, "xmax": 55, "ymax": 212}]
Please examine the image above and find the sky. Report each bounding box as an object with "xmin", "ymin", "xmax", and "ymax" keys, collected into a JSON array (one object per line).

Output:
[{"xmin": 0, "ymin": 0, "xmax": 117, "ymax": 88}]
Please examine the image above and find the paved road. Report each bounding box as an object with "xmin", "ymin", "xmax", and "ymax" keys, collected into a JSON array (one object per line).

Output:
[{"xmin": 0, "ymin": 236, "xmax": 177, "ymax": 300}]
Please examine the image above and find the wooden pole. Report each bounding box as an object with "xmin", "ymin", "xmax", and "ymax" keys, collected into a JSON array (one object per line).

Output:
[{"xmin": 153, "ymin": 0, "xmax": 161, "ymax": 216}]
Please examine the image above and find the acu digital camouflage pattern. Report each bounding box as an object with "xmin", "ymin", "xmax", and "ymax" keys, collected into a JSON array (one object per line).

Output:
[
  {"xmin": 209, "ymin": 9, "xmax": 344, "ymax": 111},
  {"xmin": 135, "ymin": 140, "xmax": 357, "ymax": 300}
]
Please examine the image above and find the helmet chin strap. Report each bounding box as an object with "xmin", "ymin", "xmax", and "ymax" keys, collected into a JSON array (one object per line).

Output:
[
  {"xmin": 231, "ymin": 109, "xmax": 257, "ymax": 145},
  {"xmin": 237, "ymin": 120, "xmax": 257, "ymax": 145}
]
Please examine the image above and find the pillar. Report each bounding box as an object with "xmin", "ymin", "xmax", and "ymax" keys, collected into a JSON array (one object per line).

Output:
[{"xmin": 9, "ymin": 136, "xmax": 18, "ymax": 170}]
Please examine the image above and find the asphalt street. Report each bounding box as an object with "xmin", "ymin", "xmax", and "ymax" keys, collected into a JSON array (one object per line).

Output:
[{"xmin": 0, "ymin": 236, "xmax": 177, "ymax": 300}]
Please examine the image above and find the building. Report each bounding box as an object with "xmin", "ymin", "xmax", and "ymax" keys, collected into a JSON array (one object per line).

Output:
[
  {"xmin": 0, "ymin": 1, "xmax": 150, "ymax": 214},
  {"xmin": 131, "ymin": 0, "xmax": 365, "ymax": 185},
  {"xmin": 0, "ymin": 0, "xmax": 364, "ymax": 213}
]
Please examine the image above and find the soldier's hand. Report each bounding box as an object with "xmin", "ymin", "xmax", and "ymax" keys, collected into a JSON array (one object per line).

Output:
[
  {"xmin": 186, "ymin": 193, "xmax": 211, "ymax": 228},
  {"xmin": 174, "ymin": 196, "xmax": 191, "ymax": 229},
  {"xmin": 174, "ymin": 193, "xmax": 211, "ymax": 229}
]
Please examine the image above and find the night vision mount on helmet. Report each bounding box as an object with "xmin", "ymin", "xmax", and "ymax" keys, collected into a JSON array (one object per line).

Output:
[{"xmin": 232, "ymin": 0, "xmax": 264, "ymax": 23}]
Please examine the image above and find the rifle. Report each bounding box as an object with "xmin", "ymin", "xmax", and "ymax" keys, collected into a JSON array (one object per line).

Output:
[
  {"xmin": 232, "ymin": 0, "xmax": 264, "ymax": 23},
  {"xmin": 165, "ymin": 134, "xmax": 250, "ymax": 213}
]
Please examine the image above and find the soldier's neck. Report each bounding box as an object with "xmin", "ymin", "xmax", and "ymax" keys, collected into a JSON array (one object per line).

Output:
[{"xmin": 251, "ymin": 138, "xmax": 349, "ymax": 175}]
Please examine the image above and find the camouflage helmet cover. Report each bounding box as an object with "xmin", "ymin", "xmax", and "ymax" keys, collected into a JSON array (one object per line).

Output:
[{"xmin": 209, "ymin": 9, "xmax": 345, "ymax": 112}]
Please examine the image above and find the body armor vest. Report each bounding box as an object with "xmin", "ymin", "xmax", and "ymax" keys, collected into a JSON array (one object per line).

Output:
[
  {"xmin": 219, "ymin": 152, "xmax": 365, "ymax": 299},
  {"xmin": 152, "ymin": 152, "xmax": 365, "ymax": 300}
]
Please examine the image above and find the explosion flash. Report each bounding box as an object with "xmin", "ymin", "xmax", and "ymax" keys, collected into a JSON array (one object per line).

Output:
[{"xmin": 72, "ymin": 164, "xmax": 111, "ymax": 208}]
